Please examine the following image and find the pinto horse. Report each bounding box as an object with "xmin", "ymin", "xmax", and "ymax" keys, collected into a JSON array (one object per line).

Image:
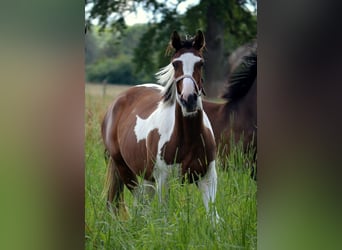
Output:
[
  {"xmin": 102, "ymin": 31, "xmax": 218, "ymax": 219},
  {"xmin": 203, "ymin": 52, "xmax": 257, "ymax": 168}
]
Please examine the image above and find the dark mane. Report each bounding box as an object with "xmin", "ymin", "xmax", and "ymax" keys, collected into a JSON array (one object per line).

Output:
[{"xmin": 221, "ymin": 52, "xmax": 257, "ymax": 102}]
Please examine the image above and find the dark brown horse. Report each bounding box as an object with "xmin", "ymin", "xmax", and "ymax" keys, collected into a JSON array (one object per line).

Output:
[
  {"xmin": 203, "ymin": 52, "xmax": 257, "ymax": 163},
  {"xmin": 101, "ymin": 31, "xmax": 219, "ymax": 219}
]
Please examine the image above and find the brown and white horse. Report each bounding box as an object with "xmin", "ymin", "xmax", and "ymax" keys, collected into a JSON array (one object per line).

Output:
[{"xmin": 101, "ymin": 31, "xmax": 218, "ymax": 219}]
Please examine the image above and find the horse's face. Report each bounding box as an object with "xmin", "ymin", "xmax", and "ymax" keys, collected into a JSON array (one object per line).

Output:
[{"xmin": 171, "ymin": 31, "xmax": 205, "ymax": 116}]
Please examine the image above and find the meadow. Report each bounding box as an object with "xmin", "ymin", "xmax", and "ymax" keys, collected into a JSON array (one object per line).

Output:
[{"xmin": 85, "ymin": 83, "xmax": 257, "ymax": 249}]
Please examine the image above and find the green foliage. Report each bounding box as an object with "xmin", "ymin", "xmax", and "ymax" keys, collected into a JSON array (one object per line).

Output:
[
  {"xmin": 85, "ymin": 31, "xmax": 99, "ymax": 65},
  {"xmin": 86, "ymin": 24, "xmax": 154, "ymax": 84},
  {"xmin": 85, "ymin": 0, "xmax": 257, "ymax": 90},
  {"xmin": 132, "ymin": 9, "xmax": 185, "ymax": 76},
  {"xmin": 85, "ymin": 89, "xmax": 257, "ymax": 249},
  {"xmin": 85, "ymin": 0, "xmax": 128, "ymax": 33},
  {"xmin": 86, "ymin": 56, "xmax": 138, "ymax": 84},
  {"xmin": 131, "ymin": 0, "xmax": 257, "ymax": 77},
  {"xmin": 132, "ymin": 25, "xmax": 158, "ymax": 77}
]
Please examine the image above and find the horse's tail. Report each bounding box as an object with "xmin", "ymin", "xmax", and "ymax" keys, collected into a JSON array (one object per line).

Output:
[
  {"xmin": 102, "ymin": 149, "xmax": 112, "ymax": 199},
  {"xmin": 102, "ymin": 150, "xmax": 124, "ymax": 210},
  {"xmin": 101, "ymin": 103, "xmax": 123, "ymax": 209},
  {"xmin": 103, "ymin": 152, "xmax": 119, "ymax": 197},
  {"xmin": 101, "ymin": 101, "xmax": 129, "ymax": 218}
]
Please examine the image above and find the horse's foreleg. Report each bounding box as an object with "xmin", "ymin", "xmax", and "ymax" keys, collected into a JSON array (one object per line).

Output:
[
  {"xmin": 153, "ymin": 163, "xmax": 170, "ymax": 204},
  {"xmin": 197, "ymin": 161, "xmax": 220, "ymax": 222}
]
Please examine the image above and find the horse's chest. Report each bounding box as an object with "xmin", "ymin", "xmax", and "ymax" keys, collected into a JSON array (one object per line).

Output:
[{"xmin": 161, "ymin": 142, "xmax": 209, "ymax": 179}]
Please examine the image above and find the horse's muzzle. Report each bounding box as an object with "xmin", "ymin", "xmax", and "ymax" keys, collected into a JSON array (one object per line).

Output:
[{"xmin": 180, "ymin": 93, "xmax": 198, "ymax": 112}]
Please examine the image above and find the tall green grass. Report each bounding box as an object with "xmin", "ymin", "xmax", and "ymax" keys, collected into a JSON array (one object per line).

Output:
[{"xmin": 85, "ymin": 92, "xmax": 256, "ymax": 249}]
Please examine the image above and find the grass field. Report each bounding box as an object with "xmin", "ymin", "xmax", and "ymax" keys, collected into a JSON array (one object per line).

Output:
[{"xmin": 85, "ymin": 83, "xmax": 257, "ymax": 249}]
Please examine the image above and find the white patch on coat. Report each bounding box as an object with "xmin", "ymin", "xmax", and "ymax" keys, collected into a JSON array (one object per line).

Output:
[
  {"xmin": 134, "ymin": 101, "xmax": 175, "ymax": 151},
  {"xmin": 134, "ymin": 83, "xmax": 164, "ymax": 91},
  {"xmin": 133, "ymin": 98, "xmax": 177, "ymax": 202}
]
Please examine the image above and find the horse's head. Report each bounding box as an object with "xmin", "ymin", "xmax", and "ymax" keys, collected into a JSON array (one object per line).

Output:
[{"xmin": 170, "ymin": 30, "xmax": 206, "ymax": 116}]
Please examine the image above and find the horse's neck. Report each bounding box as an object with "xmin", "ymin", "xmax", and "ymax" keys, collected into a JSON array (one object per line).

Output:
[{"xmin": 174, "ymin": 103, "xmax": 204, "ymax": 144}]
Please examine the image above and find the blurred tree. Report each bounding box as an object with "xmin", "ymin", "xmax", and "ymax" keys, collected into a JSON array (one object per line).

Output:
[
  {"xmin": 85, "ymin": 31, "xmax": 98, "ymax": 65},
  {"xmin": 86, "ymin": 56, "xmax": 139, "ymax": 84},
  {"xmin": 86, "ymin": 0, "xmax": 257, "ymax": 97},
  {"xmin": 85, "ymin": 25, "xmax": 153, "ymax": 84}
]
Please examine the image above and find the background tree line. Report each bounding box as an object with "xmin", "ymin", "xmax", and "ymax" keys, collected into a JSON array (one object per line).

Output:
[
  {"xmin": 85, "ymin": 24, "xmax": 153, "ymax": 84},
  {"xmin": 85, "ymin": 0, "xmax": 257, "ymax": 97}
]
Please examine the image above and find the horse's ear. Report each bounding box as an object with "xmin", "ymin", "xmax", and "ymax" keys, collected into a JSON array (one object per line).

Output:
[
  {"xmin": 171, "ymin": 31, "xmax": 182, "ymax": 51},
  {"xmin": 193, "ymin": 30, "xmax": 205, "ymax": 50}
]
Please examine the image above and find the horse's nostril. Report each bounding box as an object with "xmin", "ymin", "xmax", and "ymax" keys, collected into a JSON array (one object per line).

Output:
[
  {"xmin": 188, "ymin": 94, "xmax": 197, "ymax": 104},
  {"xmin": 180, "ymin": 95, "xmax": 187, "ymax": 105}
]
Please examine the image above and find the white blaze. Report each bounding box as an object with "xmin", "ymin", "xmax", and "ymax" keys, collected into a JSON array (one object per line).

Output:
[
  {"xmin": 181, "ymin": 78, "xmax": 195, "ymax": 100},
  {"xmin": 172, "ymin": 53, "xmax": 203, "ymax": 116},
  {"xmin": 172, "ymin": 53, "xmax": 202, "ymax": 75}
]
